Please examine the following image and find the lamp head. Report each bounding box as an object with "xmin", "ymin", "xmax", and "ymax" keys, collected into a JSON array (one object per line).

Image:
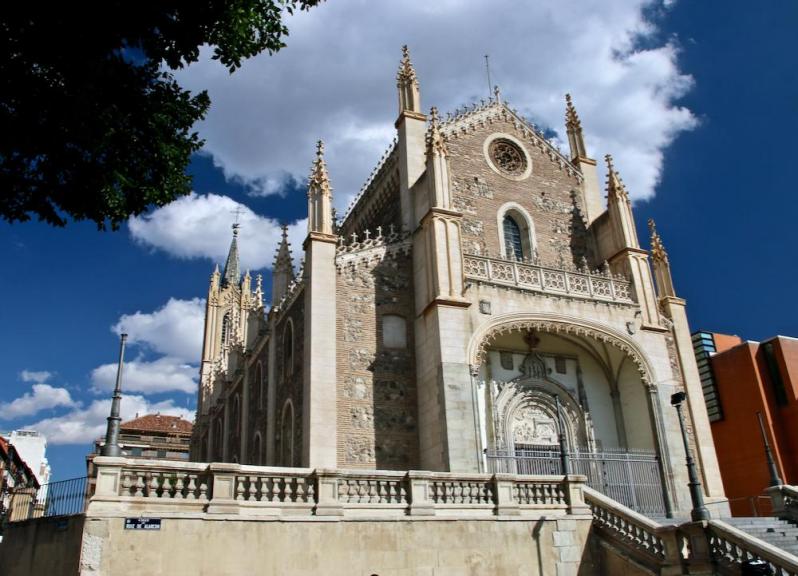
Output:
[{"xmin": 671, "ymin": 391, "xmax": 686, "ymax": 406}]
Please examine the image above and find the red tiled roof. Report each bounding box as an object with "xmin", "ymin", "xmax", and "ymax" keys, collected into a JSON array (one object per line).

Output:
[{"xmin": 120, "ymin": 414, "xmax": 193, "ymax": 435}]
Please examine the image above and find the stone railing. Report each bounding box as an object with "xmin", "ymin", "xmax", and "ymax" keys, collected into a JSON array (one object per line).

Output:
[
  {"xmin": 89, "ymin": 457, "xmax": 589, "ymax": 519},
  {"xmin": 707, "ymin": 520, "xmax": 798, "ymax": 576},
  {"xmin": 462, "ymin": 254, "xmax": 634, "ymax": 304},
  {"xmin": 587, "ymin": 485, "xmax": 798, "ymax": 575},
  {"xmin": 584, "ymin": 486, "xmax": 682, "ymax": 573},
  {"xmin": 769, "ymin": 484, "xmax": 798, "ymax": 524}
]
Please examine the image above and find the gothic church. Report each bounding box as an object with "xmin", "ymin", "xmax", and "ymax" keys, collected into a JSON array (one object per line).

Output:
[{"xmin": 191, "ymin": 46, "xmax": 727, "ymax": 518}]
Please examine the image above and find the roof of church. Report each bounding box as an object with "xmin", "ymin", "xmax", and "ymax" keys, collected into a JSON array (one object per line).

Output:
[{"xmin": 120, "ymin": 414, "xmax": 193, "ymax": 436}]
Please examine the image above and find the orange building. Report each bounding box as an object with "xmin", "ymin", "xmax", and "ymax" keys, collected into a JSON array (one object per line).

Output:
[{"xmin": 692, "ymin": 331, "xmax": 798, "ymax": 516}]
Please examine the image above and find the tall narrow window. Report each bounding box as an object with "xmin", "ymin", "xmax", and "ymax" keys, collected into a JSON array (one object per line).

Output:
[
  {"xmin": 283, "ymin": 321, "xmax": 294, "ymax": 378},
  {"xmin": 503, "ymin": 215, "xmax": 524, "ymax": 260},
  {"xmin": 221, "ymin": 312, "xmax": 231, "ymax": 346}
]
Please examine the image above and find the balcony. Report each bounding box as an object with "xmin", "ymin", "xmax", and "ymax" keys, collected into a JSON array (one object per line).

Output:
[{"xmin": 463, "ymin": 254, "xmax": 634, "ymax": 305}]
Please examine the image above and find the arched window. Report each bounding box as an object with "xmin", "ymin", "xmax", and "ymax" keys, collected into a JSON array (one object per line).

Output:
[
  {"xmin": 280, "ymin": 401, "xmax": 295, "ymax": 467},
  {"xmin": 283, "ymin": 320, "xmax": 294, "ymax": 378},
  {"xmin": 255, "ymin": 362, "xmax": 264, "ymax": 410},
  {"xmin": 497, "ymin": 203, "xmax": 537, "ymax": 262},
  {"xmin": 503, "ymin": 215, "xmax": 524, "ymax": 260},
  {"xmin": 221, "ymin": 312, "xmax": 232, "ymax": 346},
  {"xmin": 382, "ymin": 315, "xmax": 407, "ymax": 349}
]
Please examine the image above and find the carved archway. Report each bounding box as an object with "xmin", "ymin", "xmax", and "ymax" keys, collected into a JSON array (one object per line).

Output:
[{"xmin": 468, "ymin": 313, "xmax": 656, "ymax": 388}]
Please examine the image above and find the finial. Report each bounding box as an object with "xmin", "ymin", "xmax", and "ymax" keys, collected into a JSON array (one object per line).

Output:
[
  {"xmin": 397, "ymin": 44, "xmax": 418, "ymax": 85},
  {"xmin": 605, "ymin": 154, "xmax": 614, "ymax": 171},
  {"xmin": 281, "ymin": 223, "xmax": 288, "ymax": 240},
  {"xmin": 425, "ymin": 106, "xmax": 447, "ymax": 156},
  {"xmin": 316, "ymin": 139, "xmax": 324, "ymax": 157},
  {"xmin": 494, "ymin": 85, "xmax": 501, "ymax": 103},
  {"xmin": 308, "ymin": 138, "xmax": 332, "ymax": 198},
  {"xmin": 648, "ymin": 218, "xmax": 669, "ymax": 263},
  {"xmin": 565, "ymin": 93, "xmax": 582, "ymax": 129}
]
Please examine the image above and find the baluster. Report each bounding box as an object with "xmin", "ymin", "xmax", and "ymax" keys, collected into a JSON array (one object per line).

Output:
[
  {"xmin": 284, "ymin": 477, "xmax": 294, "ymax": 502},
  {"xmin": 295, "ymin": 478, "xmax": 306, "ymax": 502},
  {"xmin": 246, "ymin": 476, "xmax": 256, "ymax": 501},
  {"xmin": 134, "ymin": 473, "xmax": 145, "ymax": 497},
  {"xmin": 186, "ymin": 475, "xmax": 197, "ymax": 500},
  {"xmin": 147, "ymin": 473, "xmax": 159, "ymax": 498},
  {"xmin": 121, "ymin": 471, "xmax": 132, "ymax": 496},
  {"xmin": 235, "ymin": 477, "xmax": 245, "ymax": 501}
]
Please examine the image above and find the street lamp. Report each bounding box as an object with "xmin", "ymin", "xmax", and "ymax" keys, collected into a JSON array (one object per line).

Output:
[
  {"xmin": 756, "ymin": 411, "xmax": 783, "ymax": 487},
  {"xmin": 671, "ymin": 391, "xmax": 710, "ymax": 521},
  {"xmin": 101, "ymin": 333, "xmax": 127, "ymax": 457}
]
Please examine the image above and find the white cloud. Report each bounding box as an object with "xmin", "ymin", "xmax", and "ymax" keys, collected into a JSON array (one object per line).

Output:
[
  {"xmin": 20, "ymin": 370, "xmax": 54, "ymax": 383},
  {"xmin": 113, "ymin": 297, "xmax": 206, "ymax": 361},
  {"xmin": 173, "ymin": 0, "xmax": 695, "ymax": 204},
  {"xmin": 0, "ymin": 384, "xmax": 77, "ymax": 419},
  {"xmin": 129, "ymin": 193, "xmax": 306, "ymax": 272},
  {"xmin": 90, "ymin": 356, "xmax": 197, "ymax": 395},
  {"xmin": 25, "ymin": 395, "xmax": 194, "ymax": 445}
]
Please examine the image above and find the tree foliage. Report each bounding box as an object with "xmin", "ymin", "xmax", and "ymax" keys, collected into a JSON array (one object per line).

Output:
[{"xmin": 0, "ymin": 1, "xmax": 319, "ymax": 229}]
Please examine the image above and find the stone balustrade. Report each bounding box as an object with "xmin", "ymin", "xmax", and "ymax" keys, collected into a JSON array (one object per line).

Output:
[
  {"xmin": 463, "ymin": 254, "xmax": 634, "ymax": 304},
  {"xmin": 89, "ymin": 457, "xmax": 588, "ymax": 519},
  {"xmin": 769, "ymin": 484, "xmax": 798, "ymax": 525},
  {"xmin": 707, "ymin": 519, "xmax": 798, "ymax": 576}
]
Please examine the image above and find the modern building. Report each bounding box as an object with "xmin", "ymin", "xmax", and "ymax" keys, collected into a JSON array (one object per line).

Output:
[
  {"xmin": 5, "ymin": 430, "xmax": 51, "ymax": 489},
  {"xmin": 693, "ymin": 331, "xmax": 798, "ymax": 516},
  {"xmin": 93, "ymin": 413, "xmax": 193, "ymax": 460},
  {"xmin": 0, "ymin": 435, "xmax": 39, "ymax": 528},
  {"xmin": 190, "ymin": 46, "xmax": 728, "ymax": 520}
]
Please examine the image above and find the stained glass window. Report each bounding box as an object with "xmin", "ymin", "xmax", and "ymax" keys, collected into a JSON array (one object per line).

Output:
[{"xmin": 503, "ymin": 215, "xmax": 524, "ymax": 260}]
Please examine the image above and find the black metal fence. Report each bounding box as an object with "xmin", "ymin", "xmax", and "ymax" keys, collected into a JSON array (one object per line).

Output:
[
  {"xmin": 487, "ymin": 447, "xmax": 666, "ymax": 516},
  {"xmin": 5, "ymin": 477, "xmax": 89, "ymax": 522}
]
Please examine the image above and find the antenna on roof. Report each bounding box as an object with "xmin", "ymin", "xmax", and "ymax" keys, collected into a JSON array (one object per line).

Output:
[{"xmin": 484, "ymin": 54, "xmax": 493, "ymax": 101}]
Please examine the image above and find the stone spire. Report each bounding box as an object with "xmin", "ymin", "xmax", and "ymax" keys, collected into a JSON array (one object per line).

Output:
[
  {"xmin": 397, "ymin": 45, "xmax": 421, "ymax": 114},
  {"xmin": 272, "ymin": 224, "xmax": 294, "ymax": 302},
  {"xmin": 648, "ymin": 218, "xmax": 676, "ymax": 297},
  {"xmin": 565, "ymin": 94, "xmax": 587, "ymax": 160},
  {"xmin": 222, "ymin": 224, "xmax": 241, "ymax": 287},
  {"xmin": 425, "ymin": 106, "xmax": 447, "ymax": 156},
  {"xmin": 307, "ymin": 140, "xmax": 333, "ymax": 235},
  {"xmin": 605, "ymin": 154, "xmax": 639, "ymax": 249}
]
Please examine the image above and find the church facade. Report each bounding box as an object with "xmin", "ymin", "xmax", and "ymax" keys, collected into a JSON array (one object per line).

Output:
[{"xmin": 191, "ymin": 47, "xmax": 727, "ymax": 517}]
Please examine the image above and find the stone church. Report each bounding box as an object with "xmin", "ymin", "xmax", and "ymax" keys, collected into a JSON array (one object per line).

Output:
[{"xmin": 191, "ymin": 46, "xmax": 727, "ymax": 518}]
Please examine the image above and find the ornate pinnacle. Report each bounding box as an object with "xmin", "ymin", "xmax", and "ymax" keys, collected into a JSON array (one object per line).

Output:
[
  {"xmin": 565, "ymin": 93, "xmax": 582, "ymax": 130},
  {"xmin": 648, "ymin": 219, "xmax": 669, "ymax": 263},
  {"xmin": 397, "ymin": 44, "xmax": 418, "ymax": 85},
  {"xmin": 425, "ymin": 106, "xmax": 447, "ymax": 156},
  {"xmin": 308, "ymin": 139, "xmax": 332, "ymax": 197},
  {"xmin": 605, "ymin": 154, "xmax": 629, "ymax": 201}
]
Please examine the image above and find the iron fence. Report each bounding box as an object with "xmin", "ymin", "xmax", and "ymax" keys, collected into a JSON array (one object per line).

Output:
[
  {"xmin": 5, "ymin": 477, "xmax": 89, "ymax": 522},
  {"xmin": 487, "ymin": 448, "xmax": 666, "ymax": 516}
]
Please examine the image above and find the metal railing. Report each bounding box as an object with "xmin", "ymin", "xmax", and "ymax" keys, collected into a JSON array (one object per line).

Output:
[
  {"xmin": 6, "ymin": 477, "xmax": 89, "ymax": 522},
  {"xmin": 487, "ymin": 447, "xmax": 666, "ymax": 515}
]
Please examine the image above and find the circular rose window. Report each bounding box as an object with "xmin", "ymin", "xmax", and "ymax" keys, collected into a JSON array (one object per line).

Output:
[{"xmin": 489, "ymin": 138, "xmax": 527, "ymax": 176}]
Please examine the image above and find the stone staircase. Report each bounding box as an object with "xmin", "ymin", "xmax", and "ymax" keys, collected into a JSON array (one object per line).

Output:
[{"xmin": 723, "ymin": 516, "xmax": 798, "ymax": 557}]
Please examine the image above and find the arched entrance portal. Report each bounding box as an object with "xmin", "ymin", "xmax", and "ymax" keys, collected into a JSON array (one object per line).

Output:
[{"xmin": 470, "ymin": 315, "xmax": 670, "ymax": 516}]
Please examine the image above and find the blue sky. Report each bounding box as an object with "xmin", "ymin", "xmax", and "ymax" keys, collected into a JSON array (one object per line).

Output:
[{"xmin": 1, "ymin": 1, "xmax": 796, "ymax": 482}]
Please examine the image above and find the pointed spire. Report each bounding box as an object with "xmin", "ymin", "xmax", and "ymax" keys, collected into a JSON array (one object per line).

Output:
[
  {"xmin": 565, "ymin": 94, "xmax": 587, "ymax": 160},
  {"xmin": 648, "ymin": 218, "xmax": 676, "ymax": 297},
  {"xmin": 425, "ymin": 107, "xmax": 447, "ymax": 156},
  {"xmin": 397, "ymin": 45, "xmax": 421, "ymax": 114},
  {"xmin": 274, "ymin": 224, "xmax": 293, "ymax": 268},
  {"xmin": 307, "ymin": 140, "xmax": 334, "ymax": 235},
  {"xmin": 648, "ymin": 219, "xmax": 669, "ymax": 264},
  {"xmin": 605, "ymin": 154, "xmax": 629, "ymax": 203},
  {"xmin": 222, "ymin": 224, "xmax": 241, "ymax": 287},
  {"xmin": 272, "ymin": 223, "xmax": 295, "ymax": 302},
  {"xmin": 308, "ymin": 140, "xmax": 332, "ymax": 198}
]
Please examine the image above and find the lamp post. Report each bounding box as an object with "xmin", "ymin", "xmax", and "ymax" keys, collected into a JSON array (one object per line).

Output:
[
  {"xmin": 101, "ymin": 333, "xmax": 127, "ymax": 457},
  {"xmin": 554, "ymin": 394, "xmax": 571, "ymax": 475},
  {"xmin": 756, "ymin": 411, "xmax": 783, "ymax": 487},
  {"xmin": 671, "ymin": 391, "xmax": 710, "ymax": 521}
]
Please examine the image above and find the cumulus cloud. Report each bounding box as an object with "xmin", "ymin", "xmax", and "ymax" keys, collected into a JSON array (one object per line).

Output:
[
  {"xmin": 90, "ymin": 356, "xmax": 197, "ymax": 395},
  {"xmin": 25, "ymin": 395, "xmax": 194, "ymax": 445},
  {"xmin": 129, "ymin": 193, "xmax": 306, "ymax": 272},
  {"xmin": 20, "ymin": 370, "xmax": 54, "ymax": 383},
  {"xmin": 113, "ymin": 297, "xmax": 206, "ymax": 361},
  {"xmin": 174, "ymin": 0, "xmax": 695, "ymax": 204},
  {"xmin": 0, "ymin": 384, "xmax": 77, "ymax": 419}
]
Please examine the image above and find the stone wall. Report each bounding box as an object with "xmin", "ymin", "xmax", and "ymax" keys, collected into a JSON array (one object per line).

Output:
[
  {"xmin": 0, "ymin": 515, "xmax": 84, "ymax": 576},
  {"xmin": 446, "ymin": 116, "xmax": 591, "ymax": 268},
  {"xmin": 336, "ymin": 244, "xmax": 419, "ymax": 469},
  {"xmin": 275, "ymin": 295, "xmax": 305, "ymax": 466}
]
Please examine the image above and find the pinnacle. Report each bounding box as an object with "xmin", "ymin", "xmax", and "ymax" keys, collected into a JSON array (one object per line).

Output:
[
  {"xmin": 397, "ymin": 44, "xmax": 418, "ymax": 84},
  {"xmin": 565, "ymin": 93, "xmax": 582, "ymax": 130},
  {"xmin": 648, "ymin": 218, "xmax": 669, "ymax": 262},
  {"xmin": 425, "ymin": 106, "xmax": 447, "ymax": 155},
  {"xmin": 308, "ymin": 139, "xmax": 332, "ymax": 197}
]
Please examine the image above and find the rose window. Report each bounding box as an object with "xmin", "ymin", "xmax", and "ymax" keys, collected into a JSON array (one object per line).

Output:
[{"xmin": 489, "ymin": 139, "xmax": 527, "ymax": 175}]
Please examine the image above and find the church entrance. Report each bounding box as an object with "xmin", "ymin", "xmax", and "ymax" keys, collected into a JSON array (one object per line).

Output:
[{"xmin": 471, "ymin": 321, "xmax": 670, "ymax": 516}]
